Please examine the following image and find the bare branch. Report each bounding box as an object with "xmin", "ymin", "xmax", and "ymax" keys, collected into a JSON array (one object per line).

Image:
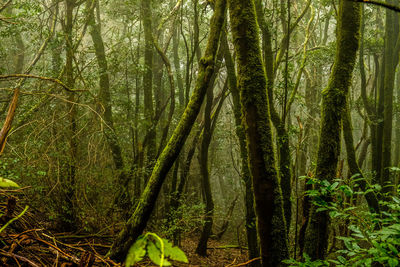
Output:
[
  {"xmin": 0, "ymin": 74, "xmax": 84, "ymax": 92},
  {"xmin": 0, "ymin": 0, "xmax": 12, "ymax": 13}
]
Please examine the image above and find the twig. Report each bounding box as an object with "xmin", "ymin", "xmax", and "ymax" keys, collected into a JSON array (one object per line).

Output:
[
  {"xmin": 0, "ymin": 16, "xmax": 16, "ymax": 24},
  {"xmin": 225, "ymin": 257, "xmax": 261, "ymax": 267},
  {"xmin": 35, "ymin": 236, "xmax": 79, "ymax": 263},
  {"xmin": 0, "ymin": 0, "xmax": 12, "ymax": 13},
  {"xmin": 0, "ymin": 74, "xmax": 83, "ymax": 92},
  {"xmin": 0, "ymin": 250, "xmax": 40, "ymax": 267}
]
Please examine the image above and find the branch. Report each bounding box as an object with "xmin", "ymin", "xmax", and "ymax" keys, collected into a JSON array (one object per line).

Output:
[
  {"xmin": 227, "ymin": 257, "xmax": 261, "ymax": 267},
  {"xmin": 285, "ymin": 6, "xmax": 314, "ymax": 116},
  {"xmin": 0, "ymin": 0, "xmax": 12, "ymax": 13},
  {"xmin": 0, "ymin": 16, "xmax": 16, "ymax": 24},
  {"xmin": 352, "ymin": 0, "xmax": 400, "ymax": 12},
  {"xmin": 0, "ymin": 74, "xmax": 83, "ymax": 92}
]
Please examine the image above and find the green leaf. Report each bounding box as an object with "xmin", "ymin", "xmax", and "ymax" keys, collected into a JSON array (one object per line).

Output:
[
  {"xmin": 389, "ymin": 167, "xmax": 400, "ymax": 172},
  {"xmin": 316, "ymin": 207, "xmax": 328, "ymax": 212},
  {"xmin": 388, "ymin": 258, "xmax": 399, "ymax": 267},
  {"xmin": 337, "ymin": 255, "xmax": 346, "ymax": 264},
  {"xmin": 388, "ymin": 244, "xmax": 398, "ymax": 254},
  {"xmin": 330, "ymin": 182, "xmax": 339, "ymax": 190},
  {"xmin": 393, "ymin": 196, "xmax": 400, "ymax": 204},
  {"xmin": 125, "ymin": 236, "xmax": 147, "ymax": 267},
  {"xmin": 148, "ymin": 240, "xmax": 171, "ymax": 266},
  {"xmin": 0, "ymin": 178, "xmax": 19, "ymax": 188},
  {"xmin": 162, "ymin": 238, "xmax": 188, "ymax": 263}
]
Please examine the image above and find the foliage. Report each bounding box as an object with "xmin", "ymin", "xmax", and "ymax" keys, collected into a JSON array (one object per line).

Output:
[
  {"xmin": 161, "ymin": 200, "xmax": 205, "ymax": 237},
  {"xmin": 287, "ymin": 176, "xmax": 400, "ymax": 266},
  {"xmin": 125, "ymin": 232, "xmax": 188, "ymax": 266},
  {"xmin": 0, "ymin": 177, "xmax": 19, "ymax": 188}
]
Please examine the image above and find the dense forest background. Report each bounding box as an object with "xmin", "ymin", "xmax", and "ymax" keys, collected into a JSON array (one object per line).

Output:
[{"xmin": 0, "ymin": 0, "xmax": 400, "ymax": 266}]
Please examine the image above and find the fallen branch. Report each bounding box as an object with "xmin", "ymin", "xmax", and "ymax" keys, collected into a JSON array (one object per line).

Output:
[
  {"xmin": 0, "ymin": 251, "xmax": 40, "ymax": 267},
  {"xmin": 226, "ymin": 257, "xmax": 261, "ymax": 267}
]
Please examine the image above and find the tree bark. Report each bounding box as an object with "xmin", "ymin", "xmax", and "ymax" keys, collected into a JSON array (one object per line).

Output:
[
  {"xmin": 228, "ymin": 0, "xmax": 289, "ymax": 265},
  {"xmin": 381, "ymin": 1, "xmax": 399, "ymax": 189},
  {"xmin": 222, "ymin": 32, "xmax": 260, "ymax": 265},
  {"xmin": 342, "ymin": 102, "xmax": 380, "ymax": 213},
  {"xmin": 304, "ymin": 0, "xmax": 361, "ymax": 259},
  {"xmin": 88, "ymin": 0, "xmax": 131, "ymax": 214},
  {"xmin": 255, "ymin": 0, "xmax": 292, "ymax": 232},
  {"xmin": 141, "ymin": 0, "xmax": 156, "ymax": 164}
]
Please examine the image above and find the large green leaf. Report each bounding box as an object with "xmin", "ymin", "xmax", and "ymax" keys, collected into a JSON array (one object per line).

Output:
[
  {"xmin": 161, "ymin": 238, "xmax": 188, "ymax": 263},
  {"xmin": 148, "ymin": 240, "xmax": 171, "ymax": 266},
  {"xmin": 0, "ymin": 178, "xmax": 19, "ymax": 188},
  {"xmin": 125, "ymin": 236, "xmax": 147, "ymax": 267}
]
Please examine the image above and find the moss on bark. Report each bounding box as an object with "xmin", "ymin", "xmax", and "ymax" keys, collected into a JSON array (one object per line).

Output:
[
  {"xmin": 222, "ymin": 31, "xmax": 260, "ymax": 265},
  {"xmin": 228, "ymin": 0, "xmax": 289, "ymax": 265},
  {"xmin": 304, "ymin": 0, "xmax": 361, "ymax": 259},
  {"xmin": 342, "ymin": 102, "xmax": 380, "ymax": 213}
]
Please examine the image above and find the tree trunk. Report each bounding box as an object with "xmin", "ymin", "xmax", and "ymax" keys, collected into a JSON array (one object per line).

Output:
[
  {"xmin": 60, "ymin": 0, "xmax": 78, "ymax": 232},
  {"xmin": 342, "ymin": 102, "xmax": 380, "ymax": 213},
  {"xmin": 228, "ymin": 0, "xmax": 289, "ymax": 265},
  {"xmin": 222, "ymin": 32, "xmax": 260, "ymax": 265},
  {"xmin": 88, "ymin": 0, "xmax": 131, "ymax": 215},
  {"xmin": 381, "ymin": 1, "xmax": 399, "ymax": 189},
  {"xmin": 106, "ymin": 0, "xmax": 227, "ymax": 260},
  {"xmin": 304, "ymin": 0, "xmax": 361, "ymax": 259},
  {"xmin": 255, "ymin": 0, "xmax": 292, "ymax": 233},
  {"xmin": 141, "ymin": 0, "xmax": 156, "ymax": 164}
]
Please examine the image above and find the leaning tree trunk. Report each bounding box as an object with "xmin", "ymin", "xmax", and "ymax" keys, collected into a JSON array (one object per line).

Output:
[
  {"xmin": 228, "ymin": 0, "xmax": 289, "ymax": 266},
  {"xmin": 106, "ymin": 0, "xmax": 227, "ymax": 261},
  {"xmin": 303, "ymin": 0, "xmax": 361, "ymax": 260}
]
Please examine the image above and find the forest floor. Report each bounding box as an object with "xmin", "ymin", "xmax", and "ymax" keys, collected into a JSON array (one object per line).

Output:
[
  {"xmin": 137, "ymin": 238, "xmax": 250, "ymax": 266},
  {"xmin": 0, "ymin": 189, "xmax": 252, "ymax": 266}
]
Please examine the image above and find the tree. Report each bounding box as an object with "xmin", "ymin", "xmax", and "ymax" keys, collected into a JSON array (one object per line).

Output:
[
  {"xmin": 222, "ymin": 31, "xmax": 260, "ymax": 265},
  {"xmin": 304, "ymin": 0, "xmax": 361, "ymax": 259},
  {"xmin": 106, "ymin": 0, "xmax": 227, "ymax": 260},
  {"xmin": 228, "ymin": 0, "xmax": 289, "ymax": 265}
]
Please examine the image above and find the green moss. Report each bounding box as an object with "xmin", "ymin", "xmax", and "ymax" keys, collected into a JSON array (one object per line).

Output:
[
  {"xmin": 304, "ymin": 0, "xmax": 361, "ymax": 260},
  {"xmin": 228, "ymin": 0, "xmax": 288, "ymax": 265}
]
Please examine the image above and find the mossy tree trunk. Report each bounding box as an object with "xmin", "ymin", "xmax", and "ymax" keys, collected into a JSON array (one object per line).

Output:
[
  {"xmin": 61, "ymin": 0, "xmax": 78, "ymax": 232},
  {"xmin": 106, "ymin": 0, "xmax": 227, "ymax": 261},
  {"xmin": 228, "ymin": 0, "xmax": 289, "ymax": 265},
  {"xmin": 342, "ymin": 101, "xmax": 380, "ymax": 213},
  {"xmin": 381, "ymin": 1, "xmax": 399, "ymax": 189},
  {"xmin": 304, "ymin": 0, "xmax": 361, "ymax": 259},
  {"xmin": 141, "ymin": 0, "xmax": 156, "ymax": 164},
  {"xmin": 222, "ymin": 32, "xmax": 260, "ymax": 265},
  {"xmin": 195, "ymin": 49, "xmax": 224, "ymax": 256},
  {"xmin": 88, "ymin": 0, "xmax": 131, "ymax": 214},
  {"xmin": 254, "ymin": 0, "xmax": 299, "ymax": 233}
]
